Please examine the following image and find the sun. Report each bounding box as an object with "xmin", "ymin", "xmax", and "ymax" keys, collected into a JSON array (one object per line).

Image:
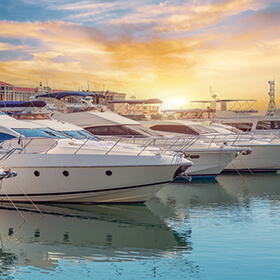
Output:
[{"xmin": 162, "ymin": 97, "xmax": 189, "ymax": 110}]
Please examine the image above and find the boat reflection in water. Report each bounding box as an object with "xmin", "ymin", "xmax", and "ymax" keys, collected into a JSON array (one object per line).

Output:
[
  {"xmin": 217, "ymin": 172, "xmax": 280, "ymax": 200},
  {"xmin": 150, "ymin": 172, "xmax": 280, "ymax": 236},
  {"xmin": 152, "ymin": 180, "xmax": 233, "ymax": 210},
  {"xmin": 153, "ymin": 172, "xmax": 280, "ymax": 210},
  {"xmin": 0, "ymin": 203, "xmax": 192, "ymax": 277}
]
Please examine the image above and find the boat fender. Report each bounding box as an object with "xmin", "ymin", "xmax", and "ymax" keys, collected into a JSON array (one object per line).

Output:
[
  {"xmin": 180, "ymin": 152, "xmax": 189, "ymax": 158},
  {"xmin": 241, "ymin": 150, "xmax": 252, "ymax": 156}
]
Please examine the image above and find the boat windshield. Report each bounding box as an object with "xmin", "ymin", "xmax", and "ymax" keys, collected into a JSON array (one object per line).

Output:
[
  {"xmin": 13, "ymin": 127, "xmax": 98, "ymax": 140},
  {"xmin": 39, "ymin": 128, "xmax": 68, "ymax": 139},
  {"xmin": 0, "ymin": 132, "xmax": 17, "ymax": 141},
  {"xmin": 76, "ymin": 130, "xmax": 99, "ymax": 140},
  {"xmin": 61, "ymin": 130, "xmax": 98, "ymax": 141},
  {"xmin": 13, "ymin": 128, "xmax": 53, "ymax": 138}
]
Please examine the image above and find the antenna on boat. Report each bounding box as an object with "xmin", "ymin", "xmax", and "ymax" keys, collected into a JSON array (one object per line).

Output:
[
  {"xmin": 209, "ymin": 86, "xmax": 218, "ymax": 111},
  {"xmin": 209, "ymin": 86, "xmax": 217, "ymax": 101},
  {"xmin": 265, "ymin": 80, "xmax": 277, "ymax": 116}
]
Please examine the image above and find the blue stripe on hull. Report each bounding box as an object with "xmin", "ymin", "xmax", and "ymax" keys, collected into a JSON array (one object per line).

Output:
[{"xmin": 173, "ymin": 174, "xmax": 218, "ymax": 183}]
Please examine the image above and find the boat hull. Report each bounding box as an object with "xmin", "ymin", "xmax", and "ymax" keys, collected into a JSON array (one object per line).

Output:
[
  {"xmin": 184, "ymin": 150, "xmax": 238, "ymax": 177},
  {"xmin": 224, "ymin": 145, "xmax": 280, "ymax": 172},
  {"xmin": 0, "ymin": 153, "xmax": 188, "ymax": 203}
]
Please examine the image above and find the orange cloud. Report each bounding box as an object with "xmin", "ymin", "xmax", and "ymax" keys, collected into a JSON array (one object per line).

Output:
[
  {"xmin": 0, "ymin": 21, "xmax": 112, "ymax": 88},
  {"xmin": 106, "ymin": 0, "xmax": 268, "ymax": 33},
  {"xmin": 157, "ymin": 0, "xmax": 266, "ymax": 32}
]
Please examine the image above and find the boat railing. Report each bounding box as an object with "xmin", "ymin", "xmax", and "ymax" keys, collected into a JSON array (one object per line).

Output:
[
  {"xmin": 198, "ymin": 133, "xmax": 254, "ymax": 146},
  {"xmin": 44, "ymin": 139, "xmax": 59, "ymax": 154},
  {"xmin": 74, "ymin": 138, "xmax": 90, "ymax": 154},
  {"xmin": 105, "ymin": 138, "xmax": 122, "ymax": 155},
  {"xmin": 99, "ymin": 136, "xmax": 200, "ymax": 153},
  {"xmin": 0, "ymin": 137, "xmax": 59, "ymax": 155},
  {"xmin": 8, "ymin": 131, "xmax": 279, "ymax": 157},
  {"xmin": 53, "ymin": 132, "xmax": 280, "ymax": 156},
  {"xmin": 200, "ymin": 132, "xmax": 280, "ymax": 146},
  {"xmin": 98, "ymin": 134, "xmax": 243, "ymax": 154},
  {"xmin": 0, "ymin": 147, "xmax": 23, "ymax": 161}
]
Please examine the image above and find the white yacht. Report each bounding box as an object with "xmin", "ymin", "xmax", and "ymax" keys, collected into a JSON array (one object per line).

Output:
[
  {"xmin": 0, "ymin": 112, "xmax": 192, "ymax": 203},
  {"xmin": 145, "ymin": 119, "xmax": 280, "ymax": 173},
  {"xmin": 50, "ymin": 108, "xmax": 246, "ymax": 181}
]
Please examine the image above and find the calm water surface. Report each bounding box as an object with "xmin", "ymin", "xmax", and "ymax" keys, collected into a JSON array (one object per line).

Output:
[{"xmin": 0, "ymin": 173, "xmax": 280, "ymax": 279}]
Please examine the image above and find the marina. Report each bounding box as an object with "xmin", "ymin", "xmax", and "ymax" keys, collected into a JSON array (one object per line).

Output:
[
  {"xmin": 0, "ymin": 99, "xmax": 279, "ymax": 279},
  {"xmin": 1, "ymin": 81, "xmax": 280, "ymax": 279},
  {"xmin": 1, "ymin": 1, "xmax": 280, "ymax": 278},
  {"xmin": 0, "ymin": 70, "xmax": 280, "ymax": 280},
  {"xmin": 0, "ymin": 173, "xmax": 279, "ymax": 279}
]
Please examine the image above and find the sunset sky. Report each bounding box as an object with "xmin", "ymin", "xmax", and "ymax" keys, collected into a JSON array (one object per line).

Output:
[{"xmin": 0, "ymin": 0, "xmax": 280, "ymax": 111}]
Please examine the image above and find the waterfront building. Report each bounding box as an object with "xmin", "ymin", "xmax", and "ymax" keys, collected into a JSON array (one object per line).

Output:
[
  {"xmin": 0, "ymin": 81, "xmax": 38, "ymax": 101},
  {"xmin": 0, "ymin": 81, "xmax": 127, "ymax": 104}
]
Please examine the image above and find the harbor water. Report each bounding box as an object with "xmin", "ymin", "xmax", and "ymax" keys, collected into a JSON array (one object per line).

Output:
[{"xmin": 0, "ymin": 173, "xmax": 280, "ymax": 279}]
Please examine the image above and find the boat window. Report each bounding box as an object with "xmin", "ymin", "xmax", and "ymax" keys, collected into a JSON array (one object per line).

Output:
[
  {"xmin": 222, "ymin": 122, "xmax": 253, "ymax": 132},
  {"xmin": 60, "ymin": 130, "xmax": 97, "ymax": 140},
  {"xmin": 61, "ymin": 130, "xmax": 87, "ymax": 139},
  {"xmin": 86, "ymin": 126, "xmax": 110, "ymax": 135},
  {"xmin": 110, "ymin": 126, "xmax": 142, "ymax": 136},
  {"xmin": 271, "ymin": 121, "xmax": 280, "ymax": 129},
  {"xmin": 13, "ymin": 128, "xmax": 52, "ymax": 138},
  {"xmin": 190, "ymin": 155, "xmax": 200, "ymax": 159},
  {"xmin": 85, "ymin": 125, "xmax": 144, "ymax": 137},
  {"xmin": 149, "ymin": 125, "xmax": 199, "ymax": 135},
  {"xmin": 256, "ymin": 121, "xmax": 280, "ymax": 130}
]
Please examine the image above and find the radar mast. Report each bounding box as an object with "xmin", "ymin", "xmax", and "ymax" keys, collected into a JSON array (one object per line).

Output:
[{"xmin": 265, "ymin": 80, "xmax": 277, "ymax": 116}]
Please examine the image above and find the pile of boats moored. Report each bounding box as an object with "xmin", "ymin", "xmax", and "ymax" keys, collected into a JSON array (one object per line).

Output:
[{"xmin": 1, "ymin": 94, "xmax": 280, "ymax": 206}]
